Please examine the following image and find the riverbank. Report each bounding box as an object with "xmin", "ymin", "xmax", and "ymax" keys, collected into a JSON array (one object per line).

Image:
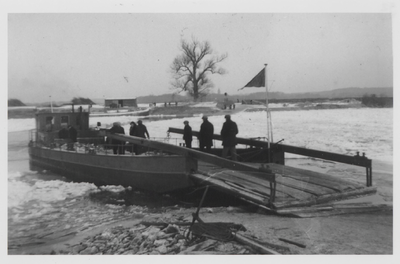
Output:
[
  {"xmin": 8, "ymin": 100, "xmax": 387, "ymax": 119},
  {"xmin": 9, "ymin": 158, "xmax": 393, "ymax": 255},
  {"xmin": 14, "ymin": 206, "xmax": 392, "ymax": 255}
]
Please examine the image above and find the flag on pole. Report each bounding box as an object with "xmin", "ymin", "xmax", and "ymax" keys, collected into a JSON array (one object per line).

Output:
[
  {"xmin": 238, "ymin": 65, "xmax": 274, "ymax": 155},
  {"xmin": 239, "ymin": 68, "xmax": 265, "ymax": 90}
]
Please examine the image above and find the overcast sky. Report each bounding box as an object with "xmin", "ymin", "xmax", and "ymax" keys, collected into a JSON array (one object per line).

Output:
[{"xmin": 6, "ymin": 4, "xmax": 394, "ymax": 103}]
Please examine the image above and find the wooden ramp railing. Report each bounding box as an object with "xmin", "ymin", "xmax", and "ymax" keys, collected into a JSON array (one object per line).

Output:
[{"xmin": 168, "ymin": 127, "xmax": 373, "ymax": 187}]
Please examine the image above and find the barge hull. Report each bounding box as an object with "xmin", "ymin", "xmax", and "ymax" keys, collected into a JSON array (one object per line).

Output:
[{"xmin": 29, "ymin": 146, "xmax": 196, "ymax": 193}]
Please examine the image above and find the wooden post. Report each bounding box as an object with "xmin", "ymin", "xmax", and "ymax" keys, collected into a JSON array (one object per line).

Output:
[{"xmin": 366, "ymin": 166, "xmax": 373, "ymax": 187}]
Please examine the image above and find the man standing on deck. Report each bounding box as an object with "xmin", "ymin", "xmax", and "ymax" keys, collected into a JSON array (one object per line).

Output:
[
  {"xmin": 67, "ymin": 125, "xmax": 78, "ymax": 151},
  {"xmin": 221, "ymin": 115, "xmax": 238, "ymax": 161},
  {"xmin": 127, "ymin": 121, "xmax": 137, "ymax": 153},
  {"xmin": 183, "ymin": 120, "xmax": 192, "ymax": 148},
  {"xmin": 134, "ymin": 120, "xmax": 150, "ymax": 155},
  {"xmin": 58, "ymin": 125, "xmax": 69, "ymax": 139},
  {"xmin": 129, "ymin": 121, "xmax": 137, "ymax": 136},
  {"xmin": 135, "ymin": 120, "xmax": 149, "ymax": 139},
  {"xmin": 109, "ymin": 122, "xmax": 125, "ymax": 155},
  {"xmin": 199, "ymin": 116, "xmax": 214, "ymax": 153}
]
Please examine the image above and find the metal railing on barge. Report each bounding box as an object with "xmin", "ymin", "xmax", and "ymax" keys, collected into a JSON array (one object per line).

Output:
[{"xmin": 28, "ymin": 128, "xmax": 206, "ymax": 156}]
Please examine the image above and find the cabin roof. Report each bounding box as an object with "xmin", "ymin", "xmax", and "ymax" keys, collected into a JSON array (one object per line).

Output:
[
  {"xmin": 35, "ymin": 111, "xmax": 89, "ymax": 116},
  {"xmin": 104, "ymin": 97, "xmax": 137, "ymax": 100}
]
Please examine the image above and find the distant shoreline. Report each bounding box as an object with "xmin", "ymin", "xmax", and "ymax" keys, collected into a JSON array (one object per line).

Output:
[{"xmin": 8, "ymin": 102, "xmax": 392, "ymax": 119}]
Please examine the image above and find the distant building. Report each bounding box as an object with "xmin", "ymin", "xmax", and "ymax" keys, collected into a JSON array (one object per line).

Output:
[{"xmin": 104, "ymin": 98, "xmax": 137, "ymax": 108}]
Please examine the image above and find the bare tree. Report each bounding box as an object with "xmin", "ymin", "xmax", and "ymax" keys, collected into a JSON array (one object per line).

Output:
[{"xmin": 170, "ymin": 37, "xmax": 227, "ymax": 101}]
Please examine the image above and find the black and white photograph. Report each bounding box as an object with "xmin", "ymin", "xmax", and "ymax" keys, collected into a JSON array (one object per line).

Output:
[{"xmin": 5, "ymin": 0, "xmax": 397, "ymax": 259}]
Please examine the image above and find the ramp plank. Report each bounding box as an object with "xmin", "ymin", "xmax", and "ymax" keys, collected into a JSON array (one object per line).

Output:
[
  {"xmin": 267, "ymin": 163, "xmax": 364, "ymax": 191},
  {"xmin": 190, "ymin": 173, "xmax": 268, "ymax": 205},
  {"xmin": 196, "ymin": 160, "xmax": 377, "ymax": 217},
  {"xmin": 273, "ymin": 186, "xmax": 377, "ymax": 209},
  {"xmin": 275, "ymin": 174, "xmax": 337, "ymax": 196},
  {"xmin": 199, "ymin": 169, "xmax": 312, "ymax": 201}
]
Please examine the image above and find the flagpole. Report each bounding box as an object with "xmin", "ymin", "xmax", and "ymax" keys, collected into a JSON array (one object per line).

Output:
[
  {"xmin": 241, "ymin": 65, "xmax": 273, "ymax": 162},
  {"xmin": 264, "ymin": 64, "xmax": 271, "ymax": 162}
]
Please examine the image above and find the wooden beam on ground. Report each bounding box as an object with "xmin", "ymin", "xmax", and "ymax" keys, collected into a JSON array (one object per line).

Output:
[
  {"xmin": 278, "ymin": 238, "xmax": 306, "ymax": 248},
  {"xmin": 139, "ymin": 221, "xmax": 192, "ymax": 227},
  {"xmin": 234, "ymin": 233, "xmax": 281, "ymax": 255},
  {"xmin": 179, "ymin": 251, "xmax": 231, "ymax": 255}
]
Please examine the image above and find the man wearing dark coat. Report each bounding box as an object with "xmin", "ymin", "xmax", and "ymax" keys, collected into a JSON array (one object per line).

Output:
[
  {"xmin": 127, "ymin": 121, "xmax": 137, "ymax": 153},
  {"xmin": 68, "ymin": 125, "xmax": 78, "ymax": 142},
  {"xmin": 67, "ymin": 125, "xmax": 78, "ymax": 151},
  {"xmin": 109, "ymin": 122, "xmax": 125, "ymax": 155},
  {"xmin": 199, "ymin": 116, "xmax": 214, "ymax": 152},
  {"xmin": 134, "ymin": 120, "xmax": 150, "ymax": 155},
  {"xmin": 58, "ymin": 126, "xmax": 69, "ymax": 139},
  {"xmin": 129, "ymin": 121, "xmax": 137, "ymax": 136},
  {"xmin": 221, "ymin": 115, "xmax": 238, "ymax": 161},
  {"xmin": 134, "ymin": 120, "xmax": 149, "ymax": 139},
  {"xmin": 183, "ymin": 120, "xmax": 192, "ymax": 148}
]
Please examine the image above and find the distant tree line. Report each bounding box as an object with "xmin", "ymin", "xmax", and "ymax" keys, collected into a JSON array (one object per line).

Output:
[
  {"xmin": 8, "ymin": 98, "xmax": 26, "ymax": 107},
  {"xmin": 71, "ymin": 97, "xmax": 95, "ymax": 105},
  {"xmin": 361, "ymin": 94, "xmax": 393, "ymax": 107}
]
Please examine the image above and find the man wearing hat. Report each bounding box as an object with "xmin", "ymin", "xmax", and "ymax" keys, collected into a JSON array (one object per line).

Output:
[
  {"xmin": 199, "ymin": 116, "xmax": 214, "ymax": 152},
  {"xmin": 126, "ymin": 121, "xmax": 137, "ymax": 153},
  {"xmin": 134, "ymin": 120, "xmax": 150, "ymax": 155},
  {"xmin": 135, "ymin": 120, "xmax": 149, "ymax": 139},
  {"xmin": 129, "ymin": 121, "xmax": 137, "ymax": 136},
  {"xmin": 221, "ymin": 114, "xmax": 239, "ymax": 161},
  {"xmin": 109, "ymin": 122, "xmax": 125, "ymax": 155},
  {"xmin": 183, "ymin": 120, "xmax": 193, "ymax": 148}
]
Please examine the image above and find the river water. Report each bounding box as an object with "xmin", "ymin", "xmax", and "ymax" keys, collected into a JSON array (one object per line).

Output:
[
  {"xmin": 8, "ymin": 132, "xmax": 156, "ymax": 253},
  {"xmin": 7, "ymin": 107, "xmax": 393, "ymax": 253}
]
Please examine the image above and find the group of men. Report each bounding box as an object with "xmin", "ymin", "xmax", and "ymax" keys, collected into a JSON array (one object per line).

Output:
[
  {"xmin": 108, "ymin": 115, "xmax": 239, "ymax": 161},
  {"xmin": 183, "ymin": 115, "xmax": 239, "ymax": 161},
  {"xmin": 109, "ymin": 120, "xmax": 150, "ymax": 155}
]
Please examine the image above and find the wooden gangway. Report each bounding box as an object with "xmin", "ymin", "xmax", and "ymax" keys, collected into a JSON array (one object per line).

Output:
[
  {"xmin": 168, "ymin": 127, "xmax": 373, "ymax": 186},
  {"xmin": 108, "ymin": 133, "xmax": 385, "ymax": 217},
  {"xmin": 192, "ymin": 161, "xmax": 378, "ymax": 217}
]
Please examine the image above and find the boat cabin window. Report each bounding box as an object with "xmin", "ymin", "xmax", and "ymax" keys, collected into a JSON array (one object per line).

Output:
[
  {"xmin": 45, "ymin": 116, "xmax": 54, "ymax": 131},
  {"xmin": 61, "ymin": 116, "xmax": 69, "ymax": 127}
]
